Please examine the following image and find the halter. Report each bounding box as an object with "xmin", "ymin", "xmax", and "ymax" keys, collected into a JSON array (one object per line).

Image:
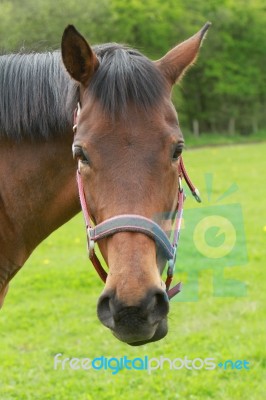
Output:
[{"xmin": 73, "ymin": 104, "xmax": 201, "ymax": 300}]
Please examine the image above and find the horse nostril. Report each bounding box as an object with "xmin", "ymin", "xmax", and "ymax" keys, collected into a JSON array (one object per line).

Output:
[
  {"xmin": 147, "ymin": 290, "xmax": 169, "ymax": 324},
  {"xmin": 97, "ymin": 293, "xmax": 115, "ymax": 329}
]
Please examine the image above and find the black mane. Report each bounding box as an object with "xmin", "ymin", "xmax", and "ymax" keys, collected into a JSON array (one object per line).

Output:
[
  {"xmin": 0, "ymin": 51, "xmax": 78, "ymax": 141},
  {"xmin": 90, "ymin": 44, "xmax": 165, "ymax": 117},
  {"xmin": 0, "ymin": 44, "xmax": 165, "ymax": 141}
]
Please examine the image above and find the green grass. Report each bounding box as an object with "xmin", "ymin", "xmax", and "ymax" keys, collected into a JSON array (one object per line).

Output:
[
  {"xmin": 1, "ymin": 142, "xmax": 265, "ymax": 399},
  {"xmin": 183, "ymin": 130, "xmax": 266, "ymax": 148}
]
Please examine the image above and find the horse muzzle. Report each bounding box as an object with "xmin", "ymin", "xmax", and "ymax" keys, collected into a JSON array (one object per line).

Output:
[{"xmin": 97, "ymin": 288, "xmax": 169, "ymax": 345}]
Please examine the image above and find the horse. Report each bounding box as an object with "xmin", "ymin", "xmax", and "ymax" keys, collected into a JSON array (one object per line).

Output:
[{"xmin": 0, "ymin": 23, "xmax": 210, "ymax": 345}]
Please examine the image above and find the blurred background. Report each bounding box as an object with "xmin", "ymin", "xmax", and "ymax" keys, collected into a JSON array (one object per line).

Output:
[{"xmin": 0, "ymin": 0, "xmax": 265, "ymax": 143}]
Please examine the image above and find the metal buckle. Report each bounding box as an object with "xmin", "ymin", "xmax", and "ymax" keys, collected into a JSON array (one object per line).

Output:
[
  {"xmin": 167, "ymin": 245, "xmax": 177, "ymax": 277},
  {"xmin": 87, "ymin": 228, "xmax": 95, "ymax": 258},
  {"xmin": 192, "ymin": 188, "xmax": 202, "ymax": 203},
  {"xmin": 77, "ymin": 102, "xmax": 81, "ymax": 117},
  {"xmin": 178, "ymin": 176, "xmax": 183, "ymax": 192},
  {"xmin": 73, "ymin": 102, "xmax": 81, "ymax": 134}
]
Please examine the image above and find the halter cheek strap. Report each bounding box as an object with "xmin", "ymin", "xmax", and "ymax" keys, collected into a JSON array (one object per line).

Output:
[{"xmin": 76, "ymin": 156, "xmax": 201, "ymax": 300}]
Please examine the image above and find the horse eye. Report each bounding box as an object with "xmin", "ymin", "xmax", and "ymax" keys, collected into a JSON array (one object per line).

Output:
[
  {"xmin": 172, "ymin": 144, "xmax": 183, "ymax": 161},
  {"xmin": 73, "ymin": 145, "xmax": 90, "ymax": 164}
]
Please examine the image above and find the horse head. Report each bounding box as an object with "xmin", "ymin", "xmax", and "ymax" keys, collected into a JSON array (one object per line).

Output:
[{"xmin": 61, "ymin": 23, "xmax": 210, "ymax": 345}]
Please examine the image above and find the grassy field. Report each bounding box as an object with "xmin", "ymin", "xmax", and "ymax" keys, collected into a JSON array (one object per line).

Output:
[
  {"xmin": 0, "ymin": 142, "xmax": 265, "ymax": 400},
  {"xmin": 184, "ymin": 130, "xmax": 266, "ymax": 148}
]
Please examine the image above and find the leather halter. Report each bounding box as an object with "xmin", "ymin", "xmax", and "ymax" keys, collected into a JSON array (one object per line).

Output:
[{"xmin": 73, "ymin": 104, "xmax": 201, "ymax": 300}]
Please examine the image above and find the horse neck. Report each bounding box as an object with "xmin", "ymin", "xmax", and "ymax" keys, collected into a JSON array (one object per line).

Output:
[{"xmin": 0, "ymin": 133, "xmax": 80, "ymax": 267}]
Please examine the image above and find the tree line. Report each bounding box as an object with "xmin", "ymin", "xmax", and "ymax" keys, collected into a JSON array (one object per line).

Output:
[{"xmin": 0, "ymin": 0, "xmax": 265, "ymax": 135}]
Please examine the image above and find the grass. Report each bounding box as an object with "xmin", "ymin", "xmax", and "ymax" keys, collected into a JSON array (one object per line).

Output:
[
  {"xmin": 183, "ymin": 130, "xmax": 266, "ymax": 148},
  {"xmin": 0, "ymin": 142, "xmax": 265, "ymax": 399}
]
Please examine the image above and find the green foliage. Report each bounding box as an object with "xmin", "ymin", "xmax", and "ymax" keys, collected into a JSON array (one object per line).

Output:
[
  {"xmin": 0, "ymin": 0, "xmax": 111, "ymax": 50},
  {"xmin": 0, "ymin": 0, "xmax": 265, "ymax": 136},
  {"xmin": 0, "ymin": 142, "xmax": 265, "ymax": 399}
]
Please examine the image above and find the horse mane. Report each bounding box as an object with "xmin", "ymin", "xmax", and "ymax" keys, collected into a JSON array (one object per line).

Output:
[
  {"xmin": 89, "ymin": 44, "xmax": 165, "ymax": 117},
  {"xmin": 0, "ymin": 44, "xmax": 165, "ymax": 141},
  {"xmin": 0, "ymin": 51, "xmax": 78, "ymax": 141}
]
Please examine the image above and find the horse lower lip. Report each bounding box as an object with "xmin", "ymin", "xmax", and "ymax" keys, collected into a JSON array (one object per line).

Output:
[
  {"xmin": 110, "ymin": 318, "xmax": 168, "ymax": 345},
  {"xmin": 124, "ymin": 329, "xmax": 161, "ymax": 346},
  {"xmin": 112, "ymin": 328, "xmax": 156, "ymax": 344},
  {"xmin": 127, "ymin": 340, "xmax": 150, "ymax": 346}
]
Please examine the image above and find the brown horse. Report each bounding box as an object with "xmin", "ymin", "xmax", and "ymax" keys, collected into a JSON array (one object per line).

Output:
[{"xmin": 0, "ymin": 23, "xmax": 210, "ymax": 345}]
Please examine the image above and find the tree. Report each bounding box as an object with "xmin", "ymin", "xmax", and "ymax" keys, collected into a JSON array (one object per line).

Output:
[{"xmin": 1, "ymin": 0, "xmax": 265, "ymax": 135}]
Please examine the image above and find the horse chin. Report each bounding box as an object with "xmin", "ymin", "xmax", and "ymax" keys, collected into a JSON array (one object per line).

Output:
[{"xmin": 112, "ymin": 318, "xmax": 168, "ymax": 346}]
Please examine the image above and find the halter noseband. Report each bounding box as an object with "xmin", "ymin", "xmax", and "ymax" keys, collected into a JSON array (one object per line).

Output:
[{"xmin": 74, "ymin": 104, "xmax": 201, "ymax": 300}]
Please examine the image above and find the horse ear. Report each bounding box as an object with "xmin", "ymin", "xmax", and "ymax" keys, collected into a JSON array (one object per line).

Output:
[
  {"xmin": 61, "ymin": 25, "xmax": 99, "ymax": 85},
  {"xmin": 155, "ymin": 22, "xmax": 211, "ymax": 84}
]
